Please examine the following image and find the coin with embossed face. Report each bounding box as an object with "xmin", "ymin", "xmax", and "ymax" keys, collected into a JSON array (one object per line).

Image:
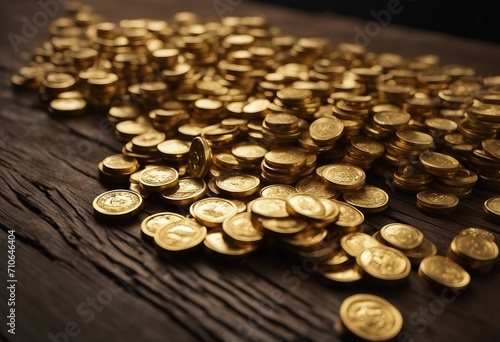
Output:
[
  {"xmin": 161, "ymin": 177, "xmax": 207, "ymax": 206},
  {"xmin": 338, "ymin": 294, "xmax": 403, "ymax": 341},
  {"xmin": 484, "ymin": 196, "xmax": 500, "ymax": 222},
  {"xmin": 321, "ymin": 163, "xmax": 366, "ymax": 192},
  {"xmin": 296, "ymin": 176, "xmax": 339, "ymax": 199},
  {"xmin": 264, "ymin": 148, "xmax": 307, "ymax": 168},
  {"xmin": 101, "ymin": 154, "xmax": 139, "ymax": 175},
  {"xmin": 419, "ymin": 255, "xmax": 470, "ymax": 290},
  {"xmin": 417, "ymin": 191, "xmax": 459, "ymax": 214},
  {"xmin": 380, "ymin": 223, "xmax": 424, "ymax": 250},
  {"xmin": 93, "ymin": 189, "xmax": 143, "ymax": 221},
  {"xmin": 357, "ymin": 245, "xmax": 411, "ymax": 284},
  {"xmin": 140, "ymin": 166, "xmax": 179, "ymax": 192},
  {"xmin": 308, "ymin": 116, "xmax": 344, "ymax": 145},
  {"xmin": 260, "ymin": 184, "xmax": 299, "ymax": 199},
  {"xmin": 341, "ymin": 232, "xmax": 380, "ymax": 258},
  {"xmin": 459, "ymin": 227, "xmax": 495, "ymax": 241},
  {"xmin": 215, "ymin": 174, "xmax": 260, "ymax": 198},
  {"xmin": 222, "ymin": 212, "xmax": 263, "ymax": 243},
  {"xmin": 191, "ymin": 198, "xmax": 238, "ymax": 228},
  {"xmin": 343, "ymin": 185, "xmax": 389, "ymax": 213},
  {"xmin": 286, "ymin": 194, "xmax": 326, "ymax": 220},
  {"xmin": 154, "ymin": 219, "xmax": 207, "ymax": 253},
  {"xmin": 450, "ymin": 234, "xmax": 498, "ymax": 262},
  {"xmin": 141, "ymin": 212, "xmax": 185, "ymax": 241}
]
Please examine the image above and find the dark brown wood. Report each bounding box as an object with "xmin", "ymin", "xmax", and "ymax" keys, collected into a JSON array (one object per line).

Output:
[{"xmin": 1, "ymin": 1, "xmax": 500, "ymax": 341}]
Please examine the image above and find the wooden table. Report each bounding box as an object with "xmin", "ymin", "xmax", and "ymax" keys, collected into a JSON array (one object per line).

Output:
[{"xmin": 1, "ymin": 1, "xmax": 499, "ymax": 341}]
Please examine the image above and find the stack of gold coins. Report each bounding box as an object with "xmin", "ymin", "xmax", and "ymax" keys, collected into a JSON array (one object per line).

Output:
[
  {"xmin": 115, "ymin": 120, "xmax": 150, "ymax": 143},
  {"xmin": 448, "ymin": 228, "xmax": 498, "ymax": 273},
  {"xmin": 261, "ymin": 113, "xmax": 301, "ymax": 146},
  {"xmin": 416, "ymin": 190, "xmax": 459, "ymax": 214},
  {"xmin": 442, "ymin": 133, "xmax": 475, "ymax": 164},
  {"xmin": 350, "ymin": 67, "xmax": 384, "ymax": 94},
  {"xmin": 343, "ymin": 136, "xmax": 385, "ymax": 170},
  {"xmin": 391, "ymin": 165, "xmax": 434, "ymax": 193},
  {"xmin": 374, "ymin": 222, "xmax": 437, "ymax": 266},
  {"xmin": 343, "ymin": 185, "xmax": 389, "ymax": 213},
  {"xmin": 424, "ymin": 117, "xmax": 458, "ymax": 143},
  {"xmin": 107, "ymin": 104, "xmax": 139, "ymax": 124},
  {"xmin": 40, "ymin": 73, "xmax": 77, "ymax": 102},
  {"xmin": 484, "ymin": 196, "xmax": 500, "ymax": 222},
  {"xmin": 261, "ymin": 148, "xmax": 309, "ymax": 184},
  {"xmin": 330, "ymin": 94, "xmax": 371, "ymax": 127},
  {"xmin": 419, "ymin": 151, "xmax": 460, "ymax": 178},
  {"xmin": 335, "ymin": 294, "xmax": 403, "ymax": 341},
  {"xmin": 149, "ymin": 106, "xmax": 190, "ymax": 136},
  {"xmin": 273, "ymin": 87, "xmax": 320, "ymax": 119},
  {"xmin": 431, "ymin": 168, "xmax": 477, "ymax": 199},
  {"xmin": 458, "ymin": 105, "xmax": 499, "ymax": 142},
  {"xmin": 377, "ymin": 82, "xmax": 415, "ymax": 105},
  {"xmin": 308, "ymin": 116, "xmax": 344, "ymax": 149},
  {"xmin": 157, "ymin": 139, "xmax": 191, "ymax": 164},
  {"xmin": 471, "ymin": 138, "xmax": 500, "ymax": 190},
  {"xmin": 383, "ymin": 129, "xmax": 434, "ymax": 173},
  {"xmin": 192, "ymin": 98, "xmax": 226, "ymax": 124},
  {"xmin": 295, "ymin": 176, "xmax": 339, "ymax": 200},
  {"xmin": 418, "ymin": 255, "xmax": 471, "ymax": 290},
  {"xmin": 98, "ymin": 154, "xmax": 140, "ymax": 184},
  {"xmin": 87, "ymin": 72, "xmax": 121, "ymax": 110},
  {"xmin": 364, "ymin": 111, "xmax": 411, "ymax": 140}
]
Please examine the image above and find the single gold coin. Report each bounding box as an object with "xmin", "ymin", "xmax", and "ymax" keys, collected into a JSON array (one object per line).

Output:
[
  {"xmin": 331, "ymin": 200, "xmax": 365, "ymax": 230},
  {"xmin": 215, "ymin": 174, "xmax": 260, "ymax": 198},
  {"xmin": 321, "ymin": 163, "xmax": 366, "ymax": 192},
  {"xmin": 286, "ymin": 194, "xmax": 326, "ymax": 220},
  {"xmin": 417, "ymin": 191, "xmax": 459, "ymax": 214},
  {"xmin": 140, "ymin": 212, "xmax": 185, "ymax": 241},
  {"xmin": 49, "ymin": 98, "xmax": 87, "ymax": 116},
  {"xmin": 264, "ymin": 148, "xmax": 307, "ymax": 168},
  {"xmin": 92, "ymin": 189, "xmax": 143, "ymax": 221},
  {"xmin": 251, "ymin": 198, "xmax": 289, "ymax": 218},
  {"xmin": 401, "ymin": 238, "xmax": 437, "ymax": 266},
  {"xmin": 260, "ymin": 217, "xmax": 309, "ymax": 235},
  {"xmin": 140, "ymin": 166, "xmax": 179, "ymax": 192},
  {"xmin": 222, "ymin": 212, "xmax": 263, "ymax": 243},
  {"xmin": 482, "ymin": 139, "xmax": 500, "ymax": 161},
  {"xmin": 343, "ymin": 185, "xmax": 389, "ymax": 213},
  {"xmin": 204, "ymin": 230, "xmax": 257, "ymax": 258},
  {"xmin": 484, "ymin": 197, "xmax": 500, "ymax": 221},
  {"xmin": 459, "ymin": 227, "xmax": 495, "ymax": 241},
  {"xmin": 316, "ymin": 198, "xmax": 341, "ymax": 226},
  {"xmin": 419, "ymin": 151, "xmax": 460, "ymax": 172},
  {"xmin": 308, "ymin": 116, "xmax": 344, "ymax": 145},
  {"xmin": 338, "ymin": 294, "xmax": 403, "ymax": 342},
  {"xmin": 277, "ymin": 87, "xmax": 312, "ymax": 102},
  {"xmin": 380, "ymin": 223, "xmax": 424, "ymax": 250},
  {"xmin": 341, "ymin": 232, "xmax": 380, "ymax": 258},
  {"xmin": 451, "ymin": 234, "xmax": 499, "ymax": 262},
  {"xmin": 350, "ymin": 136, "xmax": 385, "ymax": 158},
  {"xmin": 161, "ymin": 177, "xmax": 207, "ymax": 206},
  {"xmin": 131, "ymin": 131, "xmax": 166, "ymax": 151},
  {"xmin": 154, "ymin": 219, "xmax": 207, "ymax": 253},
  {"xmin": 101, "ymin": 154, "xmax": 139, "ymax": 175},
  {"xmin": 357, "ymin": 246, "xmax": 411, "ymax": 284},
  {"xmin": 189, "ymin": 136, "xmax": 212, "ymax": 178},
  {"xmin": 260, "ymin": 184, "xmax": 299, "ymax": 199},
  {"xmin": 157, "ymin": 139, "xmax": 191, "ymax": 159},
  {"xmin": 191, "ymin": 198, "xmax": 238, "ymax": 228},
  {"xmin": 418, "ymin": 255, "xmax": 470, "ymax": 290},
  {"xmin": 296, "ymin": 176, "xmax": 339, "ymax": 199},
  {"xmin": 319, "ymin": 248, "xmax": 351, "ymax": 271},
  {"xmin": 231, "ymin": 142, "xmax": 268, "ymax": 161}
]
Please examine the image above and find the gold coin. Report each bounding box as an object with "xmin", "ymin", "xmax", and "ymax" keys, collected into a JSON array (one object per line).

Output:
[
  {"xmin": 222, "ymin": 212, "xmax": 263, "ymax": 243},
  {"xmin": 264, "ymin": 148, "xmax": 307, "ymax": 169},
  {"xmin": 482, "ymin": 139, "xmax": 500, "ymax": 160},
  {"xmin": 154, "ymin": 219, "xmax": 207, "ymax": 253},
  {"xmin": 319, "ymin": 248, "xmax": 351, "ymax": 272},
  {"xmin": 286, "ymin": 194, "xmax": 326, "ymax": 220},
  {"xmin": 204, "ymin": 230, "xmax": 257, "ymax": 258},
  {"xmin": 161, "ymin": 177, "xmax": 207, "ymax": 206},
  {"xmin": 251, "ymin": 197, "xmax": 289, "ymax": 218},
  {"xmin": 350, "ymin": 136, "xmax": 385, "ymax": 158},
  {"xmin": 343, "ymin": 185, "xmax": 389, "ymax": 213},
  {"xmin": 357, "ymin": 246, "xmax": 411, "ymax": 284},
  {"xmin": 92, "ymin": 189, "xmax": 143, "ymax": 221},
  {"xmin": 140, "ymin": 166, "xmax": 179, "ymax": 192},
  {"xmin": 395, "ymin": 129, "xmax": 434, "ymax": 148},
  {"xmin": 459, "ymin": 227, "xmax": 495, "ymax": 241},
  {"xmin": 260, "ymin": 184, "xmax": 299, "ymax": 199},
  {"xmin": 157, "ymin": 139, "xmax": 191, "ymax": 160},
  {"xmin": 259, "ymin": 217, "xmax": 309, "ymax": 235},
  {"xmin": 189, "ymin": 136, "xmax": 212, "ymax": 178},
  {"xmin": 418, "ymin": 255, "xmax": 470, "ymax": 290},
  {"xmin": 264, "ymin": 113, "xmax": 299, "ymax": 131},
  {"xmin": 191, "ymin": 198, "xmax": 238, "ymax": 228},
  {"xmin": 215, "ymin": 174, "xmax": 260, "ymax": 198},
  {"xmin": 296, "ymin": 176, "xmax": 339, "ymax": 199},
  {"xmin": 49, "ymin": 98, "xmax": 87, "ymax": 116},
  {"xmin": 231, "ymin": 142, "xmax": 268, "ymax": 162},
  {"xmin": 140, "ymin": 212, "xmax": 185, "ymax": 241},
  {"xmin": 339, "ymin": 294, "xmax": 403, "ymax": 341},
  {"xmin": 277, "ymin": 87, "xmax": 312, "ymax": 102},
  {"xmin": 380, "ymin": 223, "xmax": 424, "ymax": 250},
  {"xmin": 416, "ymin": 191, "xmax": 459, "ymax": 213},
  {"xmin": 373, "ymin": 111, "xmax": 411, "ymax": 128},
  {"xmin": 131, "ymin": 131, "xmax": 166, "ymax": 151},
  {"xmin": 451, "ymin": 234, "xmax": 498, "ymax": 262},
  {"xmin": 400, "ymin": 238, "xmax": 437, "ymax": 266},
  {"xmin": 316, "ymin": 198, "xmax": 341, "ymax": 226},
  {"xmin": 484, "ymin": 197, "xmax": 500, "ymax": 221},
  {"xmin": 101, "ymin": 154, "xmax": 139, "ymax": 175},
  {"xmin": 331, "ymin": 200, "xmax": 365, "ymax": 229},
  {"xmin": 340, "ymin": 232, "xmax": 380, "ymax": 258},
  {"xmin": 308, "ymin": 116, "xmax": 344, "ymax": 145},
  {"xmin": 321, "ymin": 163, "xmax": 366, "ymax": 192},
  {"xmin": 419, "ymin": 151, "xmax": 460, "ymax": 172},
  {"xmin": 281, "ymin": 227, "xmax": 327, "ymax": 248},
  {"xmin": 318, "ymin": 264, "xmax": 363, "ymax": 286}
]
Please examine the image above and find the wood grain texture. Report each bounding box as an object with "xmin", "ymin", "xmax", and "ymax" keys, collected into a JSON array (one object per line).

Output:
[{"xmin": 1, "ymin": 1, "xmax": 500, "ymax": 341}]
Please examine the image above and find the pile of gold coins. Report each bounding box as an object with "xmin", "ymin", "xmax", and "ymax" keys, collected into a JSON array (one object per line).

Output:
[{"xmin": 11, "ymin": 3, "xmax": 500, "ymax": 340}]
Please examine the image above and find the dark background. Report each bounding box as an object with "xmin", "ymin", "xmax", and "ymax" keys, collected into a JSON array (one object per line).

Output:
[{"xmin": 256, "ymin": 0, "xmax": 500, "ymax": 44}]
